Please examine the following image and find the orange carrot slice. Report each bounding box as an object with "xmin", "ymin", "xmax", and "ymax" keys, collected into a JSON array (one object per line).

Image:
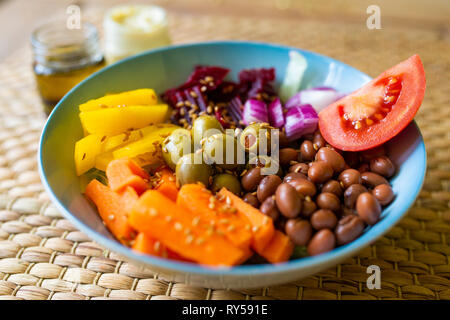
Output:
[
  {"xmin": 154, "ymin": 167, "xmax": 179, "ymax": 202},
  {"xmin": 85, "ymin": 179, "xmax": 137, "ymax": 244},
  {"xmin": 177, "ymin": 184, "xmax": 252, "ymax": 250},
  {"xmin": 259, "ymin": 230, "xmax": 294, "ymax": 263},
  {"xmin": 106, "ymin": 158, "xmax": 150, "ymax": 194},
  {"xmin": 132, "ymin": 232, "xmax": 191, "ymax": 262},
  {"xmin": 219, "ymin": 188, "xmax": 275, "ymax": 253},
  {"xmin": 128, "ymin": 190, "xmax": 248, "ymax": 266}
]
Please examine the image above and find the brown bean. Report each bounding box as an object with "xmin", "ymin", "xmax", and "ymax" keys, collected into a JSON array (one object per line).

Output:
[
  {"xmin": 315, "ymin": 147, "xmax": 346, "ymax": 173},
  {"xmin": 361, "ymin": 145, "xmax": 386, "ymax": 161},
  {"xmin": 286, "ymin": 178, "xmax": 317, "ymax": 197},
  {"xmin": 308, "ymin": 161, "xmax": 333, "ymax": 184},
  {"xmin": 313, "ymin": 130, "xmax": 326, "ymax": 150},
  {"xmin": 358, "ymin": 163, "xmax": 370, "ymax": 173},
  {"xmin": 259, "ymin": 196, "xmax": 280, "ymax": 221},
  {"xmin": 289, "ymin": 162, "xmax": 309, "ymax": 175},
  {"xmin": 361, "ymin": 172, "xmax": 389, "ymax": 188},
  {"xmin": 307, "ymin": 229, "xmax": 336, "ymax": 256},
  {"xmin": 316, "ymin": 192, "xmax": 340, "ymax": 211},
  {"xmin": 275, "ymin": 183, "xmax": 302, "ymax": 218},
  {"xmin": 321, "ymin": 180, "xmax": 343, "ymax": 197},
  {"xmin": 310, "ymin": 209, "xmax": 338, "ymax": 230},
  {"xmin": 283, "ymin": 172, "xmax": 307, "ymax": 182},
  {"xmin": 370, "ymin": 156, "xmax": 395, "ymax": 178},
  {"xmin": 343, "ymin": 151, "xmax": 360, "ymax": 168},
  {"xmin": 356, "ymin": 192, "xmax": 381, "ymax": 225},
  {"xmin": 279, "ymin": 148, "xmax": 299, "ymax": 167},
  {"xmin": 285, "ymin": 219, "xmax": 312, "ymax": 246},
  {"xmin": 257, "ymin": 174, "xmax": 282, "ymax": 202},
  {"xmin": 372, "ymin": 184, "xmax": 395, "ymax": 206},
  {"xmin": 300, "ymin": 140, "xmax": 316, "ymax": 161},
  {"xmin": 340, "ymin": 206, "xmax": 355, "ymax": 217},
  {"xmin": 344, "ymin": 184, "xmax": 368, "ymax": 208},
  {"xmin": 335, "ymin": 215, "xmax": 365, "ymax": 245},
  {"xmin": 243, "ymin": 193, "xmax": 260, "ymax": 208},
  {"xmin": 301, "ymin": 199, "xmax": 317, "ymax": 218},
  {"xmin": 241, "ymin": 167, "xmax": 263, "ymax": 192},
  {"xmin": 278, "ymin": 130, "xmax": 290, "ymax": 148},
  {"xmin": 338, "ymin": 169, "xmax": 361, "ymax": 189}
]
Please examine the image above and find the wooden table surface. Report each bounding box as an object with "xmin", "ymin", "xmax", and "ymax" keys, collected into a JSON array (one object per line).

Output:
[{"xmin": 0, "ymin": 0, "xmax": 449, "ymax": 61}]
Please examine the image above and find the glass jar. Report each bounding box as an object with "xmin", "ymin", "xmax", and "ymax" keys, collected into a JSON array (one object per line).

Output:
[
  {"xmin": 103, "ymin": 5, "xmax": 171, "ymax": 64},
  {"xmin": 31, "ymin": 21, "xmax": 105, "ymax": 115}
]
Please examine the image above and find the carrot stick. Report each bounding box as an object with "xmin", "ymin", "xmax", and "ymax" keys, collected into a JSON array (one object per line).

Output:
[
  {"xmin": 106, "ymin": 158, "xmax": 150, "ymax": 194},
  {"xmin": 177, "ymin": 184, "xmax": 252, "ymax": 250},
  {"xmin": 128, "ymin": 190, "xmax": 248, "ymax": 266},
  {"xmin": 259, "ymin": 230, "xmax": 294, "ymax": 263},
  {"xmin": 131, "ymin": 232, "xmax": 191, "ymax": 262},
  {"xmin": 85, "ymin": 179, "xmax": 137, "ymax": 244},
  {"xmin": 154, "ymin": 167, "xmax": 179, "ymax": 202},
  {"xmin": 218, "ymin": 188, "xmax": 275, "ymax": 253}
]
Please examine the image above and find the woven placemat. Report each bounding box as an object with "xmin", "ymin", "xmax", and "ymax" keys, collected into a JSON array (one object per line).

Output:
[{"xmin": 0, "ymin": 6, "xmax": 449, "ymax": 300}]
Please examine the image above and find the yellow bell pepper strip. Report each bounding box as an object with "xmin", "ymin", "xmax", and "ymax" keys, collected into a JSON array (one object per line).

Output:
[
  {"xmin": 102, "ymin": 123, "xmax": 177, "ymax": 153},
  {"xmin": 79, "ymin": 88, "xmax": 158, "ymax": 112},
  {"xmin": 112, "ymin": 125, "xmax": 178, "ymax": 160},
  {"xmin": 94, "ymin": 152, "xmax": 114, "ymax": 172},
  {"xmin": 74, "ymin": 134, "xmax": 106, "ymax": 176},
  {"xmin": 79, "ymin": 104, "xmax": 169, "ymax": 136}
]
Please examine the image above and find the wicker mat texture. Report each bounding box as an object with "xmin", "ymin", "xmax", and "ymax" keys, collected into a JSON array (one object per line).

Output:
[{"xmin": 0, "ymin": 7, "xmax": 449, "ymax": 300}]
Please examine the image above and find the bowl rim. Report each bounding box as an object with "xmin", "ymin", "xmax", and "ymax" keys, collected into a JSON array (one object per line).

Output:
[{"xmin": 38, "ymin": 40, "xmax": 427, "ymax": 277}]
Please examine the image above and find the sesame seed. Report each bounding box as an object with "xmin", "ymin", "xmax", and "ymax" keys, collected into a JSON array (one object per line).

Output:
[
  {"xmin": 305, "ymin": 195, "xmax": 312, "ymax": 202},
  {"xmin": 227, "ymin": 225, "xmax": 235, "ymax": 232},
  {"xmin": 195, "ymin": 238, "xmax": 205, "ymax": 245},
  {"xmin": 174, "ymin": 222, "xmax": 183, "ymax": 231},
  {"xmin": 166, "ymin": 216, "xmax": 172, "ymax": 222},
  {"xmin": 252, "ymin": 226, "xmax": 259, "ymax": 233},
  {"xmin": 108, "ymin": 214, "xmax": 114, "ymax": 220},
  {"xmin": 192, "ymin": 216, "xmax": 200, "ymax": 226},
  {"xmin": 219, "ymin": 219, "xmax": 229, "ymax": 224},
  {"xmin": 186, "ymin": 235, "xmax": 194, "ymax": 244},
  {"xmin": 226, "ymin": 197, "xmax": 232, "ymax": 205},
  {"xmin": 289, "ymin": 160, "xmax": 299, "ymax": 165},
  {"xmin": 154, "ymin": 241, "xmax": 161, "ymax": 252},
  {"xmin": 149, "ymin": 208, "xmax": 158, "ymax": 216},
  {"xmin": 208, "ymin": 203, "xmax": 215, "ymax": 210}
]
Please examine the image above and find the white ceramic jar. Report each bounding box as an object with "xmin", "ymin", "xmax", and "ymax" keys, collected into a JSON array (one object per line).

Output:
[{"xmin": 103, "ymin": 5, "xmax": 171, "ymax": 64}]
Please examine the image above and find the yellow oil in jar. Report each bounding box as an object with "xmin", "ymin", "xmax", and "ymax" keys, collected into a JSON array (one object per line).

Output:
[{"xmin": 34, "ymin": 58, "xmax": 105, "ymax": 115}]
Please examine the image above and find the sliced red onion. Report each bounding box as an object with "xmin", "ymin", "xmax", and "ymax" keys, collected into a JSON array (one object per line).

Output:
[
  {"xmin": 284, "ymin": 104, "xmax": 318, "ymax": 141},
  {"xmin": 285, "ymin": 87, "xmax": 344, "ymax": 113},
  {"xmin": 268, "ymin": 98, "xmax": 285, "ymax": 128},
  {"xmin": 242, "ymin": 99, "xmax": 268, "ymax": 125}
]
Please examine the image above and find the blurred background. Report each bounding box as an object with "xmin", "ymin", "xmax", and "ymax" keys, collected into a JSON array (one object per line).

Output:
[{"xmin": 0, "ymin": 0, "xmax": 449, "ymax": 60}]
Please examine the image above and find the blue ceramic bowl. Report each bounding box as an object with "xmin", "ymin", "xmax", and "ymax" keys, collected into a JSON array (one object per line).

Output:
[{"xmin": 38, "ymin": 41, "xmax": 426, "ymax": 289}]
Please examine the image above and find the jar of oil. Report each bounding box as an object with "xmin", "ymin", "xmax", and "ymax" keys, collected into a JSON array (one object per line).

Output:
[{"xmin": 31, "ymin": 21, "xmax": 105, "ymax": 115}]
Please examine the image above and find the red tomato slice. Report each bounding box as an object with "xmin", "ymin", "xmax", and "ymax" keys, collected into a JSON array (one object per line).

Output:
[{"xmin": 318, "ymin": 54, "xmax": 426, "ymax": 151}]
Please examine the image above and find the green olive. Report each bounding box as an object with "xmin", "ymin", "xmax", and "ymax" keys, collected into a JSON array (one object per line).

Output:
[
  {"xmin": 239, "ymin": 122, "xmax": 273, "ymax": 154},
  {"xmin": 202, "ymin": 133, "xmax": 243, "ymax": 170},
  {"xmin": 192, "ymin": 115, "xmax": 224, "ymax": 147},
  {"xmin": 211, "ymin": 173, "xmax": 242, "ymax": 195},
  {"xmin": 162, "ymin": 129, "xmax": 193, "ymax": 170},
  {"xmin": 175, "ymin": 153, "xmax": 213, "ymax": 187}
]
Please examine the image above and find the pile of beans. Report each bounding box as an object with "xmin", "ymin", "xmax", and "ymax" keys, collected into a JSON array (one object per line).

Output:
[{"xmin": 241, "ymin": 130, "xmax": 395, "ymax": 256}]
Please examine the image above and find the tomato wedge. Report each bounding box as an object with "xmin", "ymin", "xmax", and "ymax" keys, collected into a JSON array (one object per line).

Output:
[{"xmin": 318, "ymin": 54, "xmax": 426, "ymax": 151}]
